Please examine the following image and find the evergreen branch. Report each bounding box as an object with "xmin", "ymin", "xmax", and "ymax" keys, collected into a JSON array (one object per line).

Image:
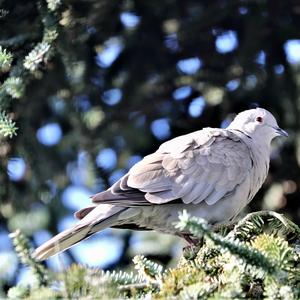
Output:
[
  {"xmin": 9, "ymin": 230, "xmax": 49, "ymax": 286},
  {"xmin": 7, "ymin": 212, "xmax": 300, "ymax": 299},
  {"xmin": 133, "ymin": 255, "xmax": 164, "ymax": 284},
  {"xmin": 0, "ymin": 8, "xmax": 9, "ymax": 19},
  {"xmin": 46, "ymin": 0, "xmax": 61, "ymax": 12},
  {"xmin": 251, "ymin": 234, "xmax": 293, "ymax": 271},
  {"xmin": 267, "ymin": 212, "xmax": 300, "ymax": 238},
  {"xmin": 23, "ymin": 1, "xmax": 60, "ymax": 72},
  {"xmin": 7, "ymin": 286, "xmax": 30, "ymax": 299},
  {"xmin": 2, "ymin": 77, "xmax": 25, "ymax": 99},
  {"xmin": 225, "ymin": 213, "xmax": 265, "ymax": 241},
  {"xmin": 23, "ymin": 42, "xmax": 51, "ymax": 71},
  {"xmin": 263, "ymin": 277, "xmax": 295, "ymax": 300},
  {"xmin": 176, "ymin": 210, "xmax": 276, "ymax": 273},
  {"xmin": 118, "ymin": 282, "xmax": 160, "ymax": 292},
  {"xmin": 0, "ymin": 111, "xmax": 18, "ymax": 138},
  {"xmin": 62, "ymin": 264, "xmax": 91, "ymax": 298},
  {"xmin": 43, "ymin": 28, "xmax": 59, "ymax": 43},
  {"xmin": 0, "ymin": 46, "xmax": 13, "ymax": 72},
  {"xmin": 102, "ymin": 269, "xmax": 144, "ymax": 285},
  {"xmin": 232, "ymin": 211, "xmax": 300, "ymax": 240}
]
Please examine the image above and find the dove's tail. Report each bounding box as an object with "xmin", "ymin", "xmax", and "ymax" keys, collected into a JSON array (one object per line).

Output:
[{"xmin": 33, "ymin": 205, "xmax": 125, "ymax": 261}]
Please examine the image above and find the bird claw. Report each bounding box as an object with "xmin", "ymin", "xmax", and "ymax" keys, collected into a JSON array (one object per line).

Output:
[
  {"xmin": 182, "ymin": 244, "xmax": 201, "ymax": 261},
  {"xmin": 181, "ymin": 234, "xmax": 202, "ymax": 260}
]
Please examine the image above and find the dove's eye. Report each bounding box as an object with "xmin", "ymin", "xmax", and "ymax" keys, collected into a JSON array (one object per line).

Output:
[{"xmin": 256, "ymin": 116, "xmax": 263, "ymax": 123}]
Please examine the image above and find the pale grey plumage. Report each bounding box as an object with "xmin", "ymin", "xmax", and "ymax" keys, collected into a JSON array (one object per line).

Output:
[
  {"xmin": 126, "ymin": 129, "xmax": 252, "ymax": 205},
  {"xmin": 33, "ymin": 108, "xmax": 288, "ymax": 260}
]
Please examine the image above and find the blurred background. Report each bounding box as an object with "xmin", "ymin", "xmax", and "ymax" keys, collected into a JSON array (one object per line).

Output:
[{"xmin": 0, "ymin": 0, "xmax": 300, "ymax": 292}]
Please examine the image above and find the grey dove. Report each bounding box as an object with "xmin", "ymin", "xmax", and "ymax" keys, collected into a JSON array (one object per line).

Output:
[{"xmin": 34, "ymin": 108, "xmax": 288, "ymax": 260}]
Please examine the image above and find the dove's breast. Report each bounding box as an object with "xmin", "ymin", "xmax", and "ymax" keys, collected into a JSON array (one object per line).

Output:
[{"xmin": 246, "ymin": 144, "xmax": 270, "ymax": 202}]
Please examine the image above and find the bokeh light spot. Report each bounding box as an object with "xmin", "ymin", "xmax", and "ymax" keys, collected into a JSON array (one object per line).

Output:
[
  {"xmin": 239, "ymin": 7, "xmax": 248, "ymax": 15},
  {"xmin": 173, "ymin": 86, "xmax": 192, "ymax": 100},
  {"xmin": 188, "ymin": 96, "xmax": 205, "ymax": 118},
  {"xmin": 96, "ymin": 38, "xmax": 123, "ymax": 68},
  {"xmin": 256, "ymin": 51, "xmax": 266, "ymax": 65},
  {"xmin": 0, "ymin": 252, "xmax": 18, "ymax": 281},
  {"xmin": 96, "ymin": 148, "xmax": 117, "ymax": 170},
  {"xmin": 36, "ymin": 123, "xmax": 62, "ymax": 146},
  {"xmin": 284, "ymin": 40, "xmax": 300, "ymax": 64},
  {"xmin": 62, "ymin": 185, "xmax": 91, "ymax": 211},
  {"xmin": 215, "ymin": 31, "xmax": 238, "ymax": 53},
  {"xmin": 226, "ymin": 79, "xmax": 240, "ymax": 91},
  {"xmin": 151, "ymin": 118, "xmax": 171, "ymax": 140},
  {"xmin": 274, "ymin": 64, "xmax": 284, "ymax": 74},
  {"xmin": 120, "ymin": 12, "xmax": 140, "ymax": 28},
  {"xmin": 102, "ymin": 88, "xmax": 122, "ymax": 106},
  {"xmin": 164, "ymin": 33, "xmax": 179, "ymax": 52},
  {"xmin": 0, "ymin": 230, "xmax": 13, "ymax": 251},
  {"xmin": 177, "ymin": 57, "xmax": 202, "ymax": 74},
  {"xmin": 7, "ymin": 157, "xmax": 26, "ymax": 181},
  {"xmin": 71, "ymin": 236, "xmax": 123, "ymax": 268}
]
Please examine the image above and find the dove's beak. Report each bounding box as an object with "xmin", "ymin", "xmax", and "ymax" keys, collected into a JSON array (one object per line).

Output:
[{"xmin": 274, "ymin": 127, "xmax": 288, "ymax": 137}]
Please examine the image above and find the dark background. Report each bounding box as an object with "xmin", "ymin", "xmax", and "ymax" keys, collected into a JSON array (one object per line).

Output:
[{"xmin": 0, "ymin": 0, "xmax": 299, "ymax": 291}]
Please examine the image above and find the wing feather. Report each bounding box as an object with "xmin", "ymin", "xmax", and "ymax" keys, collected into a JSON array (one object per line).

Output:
[
  {"xmin": 125, "ymin": 129, "xmax": 252, "ymax": 206},
  {"xmin": 88, "ymin": 129, "xmax": 252, "ymax": 209}
]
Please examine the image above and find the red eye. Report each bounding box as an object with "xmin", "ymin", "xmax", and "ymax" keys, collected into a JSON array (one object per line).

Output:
[{"xmin": 256, "ymin": 116, "xmax": 263, "ymax": 123}]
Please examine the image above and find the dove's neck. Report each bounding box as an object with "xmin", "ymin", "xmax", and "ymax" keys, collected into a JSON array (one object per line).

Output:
[
  {"xmin": 249, "ymin": 135, "xmax": 271, "ymax": 197},
  {"xmin": 228, "ymin": 129, "xmax": 272, "ymax": 154},
  {"xmin": 230, "ymin": 129, "xmax": 271, "ymax": 157},
  {"xmin": 247, "ymin": 135, "xmax": 271, "ymax": 167},
  {"xmin": 229, "ymin": 129, "xmax": 271, "ymax": 192}
]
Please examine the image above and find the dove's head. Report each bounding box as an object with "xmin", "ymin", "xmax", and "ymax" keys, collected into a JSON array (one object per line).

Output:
[{"xmin": 227, "ymin": 108, "xmax": 288, "ymax": 143}]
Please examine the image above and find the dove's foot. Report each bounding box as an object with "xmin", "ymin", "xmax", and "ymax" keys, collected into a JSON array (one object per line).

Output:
[
  {"xmin": 182, "ymin": 244, "xmax": 201, "ymax": 260},
  {"xmin": 181, "ymin": 234, "xmax": 202, "ymax": 260}
]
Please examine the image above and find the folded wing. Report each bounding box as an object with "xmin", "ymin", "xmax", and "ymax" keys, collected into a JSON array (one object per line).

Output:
[{"xmin": 89, "ymin": 129, "xmax": 253, "ymax": 211}]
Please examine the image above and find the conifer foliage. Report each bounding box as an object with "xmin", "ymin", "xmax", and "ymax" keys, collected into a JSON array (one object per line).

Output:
[{"xmin": 8, "ymin": 211, "xmax": 300, "ymax": 299}]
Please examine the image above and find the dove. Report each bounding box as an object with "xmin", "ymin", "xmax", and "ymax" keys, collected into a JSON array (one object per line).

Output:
[{"xmin": 33, "ymin": 108, "xmax": 288, "ymax": 260}]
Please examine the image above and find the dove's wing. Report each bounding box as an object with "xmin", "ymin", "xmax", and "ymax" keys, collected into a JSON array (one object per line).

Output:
[{"xmin": 90, "ymin": 129, "xmax": 253, "ymax": 209}]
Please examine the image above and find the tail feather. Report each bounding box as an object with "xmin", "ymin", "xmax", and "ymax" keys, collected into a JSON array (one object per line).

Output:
[
  {"xmin": 33, "ymin": 223, "xmax": 91, "ymax": 261},
  {"xmin": 33, "ymin": 205, "xmax": 125, "ymax": 261},
  {"xmin": 74, "ymin": 206, "xmax": 96, "ymax": 220}
]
